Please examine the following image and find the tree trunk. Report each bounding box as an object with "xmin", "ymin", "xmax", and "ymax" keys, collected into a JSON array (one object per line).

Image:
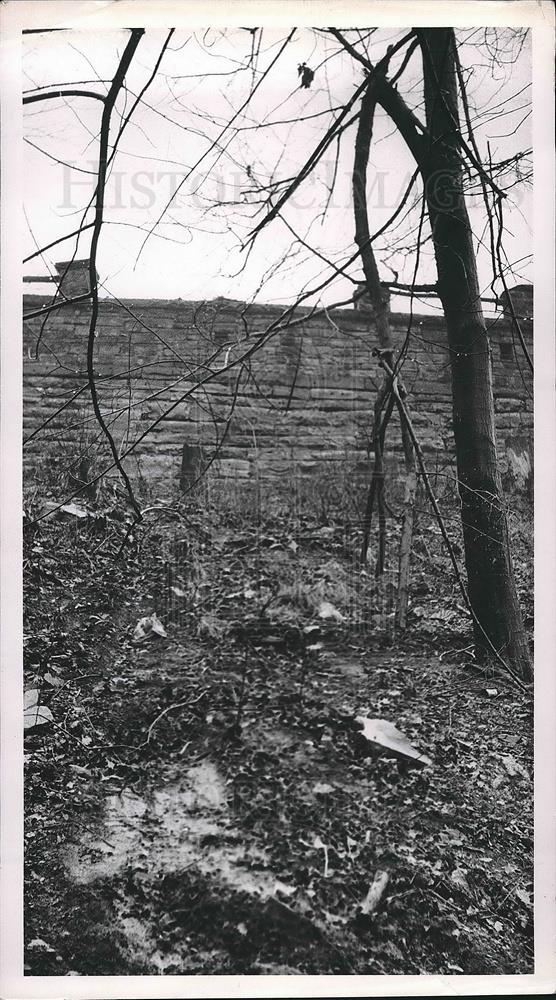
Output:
[
  {"xmin": 396, "ymin": 409, "xmax": 417, "ymax": 630},
  {"xmin": 354, "ymin": 78, "xmax": 402, "ymax": 575},
  {"xmin": 353, "ymin": 81, "xmax": 393, "ymax": 359},
  {"xmin": 360, "ymin": 387, "xmax": 394, "ymax": 567},
  {"xmin": 418, "ymin": 29, "xmax": 532, "ymax": 679}
]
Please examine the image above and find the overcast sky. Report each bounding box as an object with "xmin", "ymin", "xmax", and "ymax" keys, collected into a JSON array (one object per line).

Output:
[{"xmin": 22, "ymin": 26, "xmax": 532, "ymax": 313}]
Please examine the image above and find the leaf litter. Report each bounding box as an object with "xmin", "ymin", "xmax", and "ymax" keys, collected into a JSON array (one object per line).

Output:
[{"xmin": 23, "ymin": 497, "xmax": 533, "ymax": 975}]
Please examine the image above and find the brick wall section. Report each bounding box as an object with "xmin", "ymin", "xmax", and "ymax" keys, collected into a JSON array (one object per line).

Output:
[{"xmin": 23, "ymin": 294, "xmax": 533, "ymax": 493}]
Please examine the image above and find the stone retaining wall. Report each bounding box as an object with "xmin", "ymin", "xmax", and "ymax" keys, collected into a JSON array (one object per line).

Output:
[{"xmin": 23, "ymin": 293, "xmax": 533, "ymax": 495}]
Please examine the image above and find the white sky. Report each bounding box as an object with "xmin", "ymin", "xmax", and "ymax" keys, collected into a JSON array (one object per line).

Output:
[{"xmin": 22, "ymin": 26, "xmax": 532, "ymax": 313}]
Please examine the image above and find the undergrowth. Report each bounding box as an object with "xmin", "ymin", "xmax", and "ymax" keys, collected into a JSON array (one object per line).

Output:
[{"xmin": 23, "ymin": 469, "xmax": 533, "ymax": 976}]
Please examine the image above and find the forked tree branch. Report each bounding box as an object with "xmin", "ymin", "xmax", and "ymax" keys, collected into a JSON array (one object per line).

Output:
[{"xmin": 327, "ymin": 28, "xmax": 428, "ymax": 164}]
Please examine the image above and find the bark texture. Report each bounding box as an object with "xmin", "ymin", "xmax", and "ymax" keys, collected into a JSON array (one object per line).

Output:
[{"xmin": 418, "ymin": 29, "xmax": 531, "ymax": 678}]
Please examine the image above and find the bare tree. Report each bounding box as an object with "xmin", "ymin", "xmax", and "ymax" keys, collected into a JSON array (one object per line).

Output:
[
  {"xmin": 236, "ymin": 27, "xmax": 532, "ymax": 679},
  {"xmin": 22, "ymin": 25, "xmax": 533, "ymax": 680}
]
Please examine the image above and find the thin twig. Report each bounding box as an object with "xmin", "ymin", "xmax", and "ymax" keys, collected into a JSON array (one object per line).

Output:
[{"xmin": 146, "ymin": 692, "xmax": 207, "ymax": 744}]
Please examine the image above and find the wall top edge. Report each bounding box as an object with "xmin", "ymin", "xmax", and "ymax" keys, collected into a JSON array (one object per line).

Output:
[{"xmin": 22, "ymin": 294, "xmax": 528, "ymax": 334}]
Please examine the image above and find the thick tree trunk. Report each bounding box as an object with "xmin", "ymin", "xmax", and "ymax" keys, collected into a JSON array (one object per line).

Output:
[{"xmin": 419, "ymin": 29, "xmax": 532, "ymax": 679}]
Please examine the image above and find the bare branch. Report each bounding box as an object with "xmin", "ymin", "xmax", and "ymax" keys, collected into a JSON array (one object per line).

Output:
[
  {"xmin": 24, "ymin": 293, "xmax": 92, "ymax": 321},
  {"xmin": 23, "ymin": 223, "xmax": 95, "ymax": 265},
  {"xmin": 85, "ymin": 28, "xmax": 145, "ymax": 519},
  {"xmin": 135, "ymin": 29, "xmax": 297, "ymax": 264},
  {"xmin": 23, "ymin": 89, "xmax": 105, "ymax": 105}
]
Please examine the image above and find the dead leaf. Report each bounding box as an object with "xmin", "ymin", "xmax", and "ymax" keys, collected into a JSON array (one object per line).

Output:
[
  {"xmin": 68, "ymin": 764, "xmax": 91, "ymax": 777},
  {"xmin": 43, "ymin": 672, "xmax": 63, "ymax": 687},
  {"xmin": 133, "ymin": 613, "xmax": 167, "ymax": 642},
  {"xmin": 312, "ymin": 782, "xmax": 334, "ymax": 796},
  {"xmin": 450, "ymin": 868, "xmax": 471, "ymax": 892},
  {"xmin": 58, "ymin": 503, "xmax": 88, "ymax": 519},
  {"xmin": 24, "ymin": 690, "xmax": 54, "ymax": 731},
  {"xmin": 110, "ymin": 676, "xmax": 127, "ymax": 691},
  {"xmin": 515, "ymin": 888, "xmax": 532, "ymax": 907},
  {"xmin": 318, "ymin": 600, "xmax": 346, "ymax": 622},
  {"xmin": 27, "ymin": 938, "xmax": 55, "ymax": 952},
  {"xmin": 360, "ymin": 870, "xmax": 390, "ymax": 915},
  {"xmin": 501, "ymin": 754, "xmax": 530, "ymax": 781},
  {"xmin": 355, "ymin": 716, "xmax": 432, "ymax": 766}
]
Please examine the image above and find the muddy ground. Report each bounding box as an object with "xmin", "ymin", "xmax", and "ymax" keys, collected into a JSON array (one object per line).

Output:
[{"xmin": 23, "ymin": 494, "xmax": 533, "ymax": 976}]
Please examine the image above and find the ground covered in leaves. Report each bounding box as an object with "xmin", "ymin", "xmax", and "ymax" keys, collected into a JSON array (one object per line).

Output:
[{"xmin": 23, "ymin": 484, "xmax": 533, "ymax": 976}]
